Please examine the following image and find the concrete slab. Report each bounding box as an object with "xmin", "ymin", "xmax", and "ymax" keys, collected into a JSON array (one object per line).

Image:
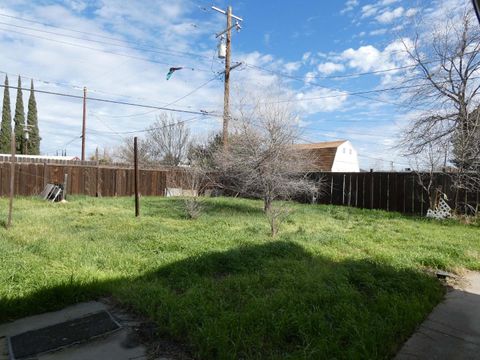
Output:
[
  {"xmin": 0, "ymin": 301, "xmax": 149, "ymax": 360},
  {"xmin": 39, "ymin": 329, "xmax": 146, "ymax": 360},
  {"xmin": 396, "ymin": 272, "xmax": 480, "ymax": 360}
]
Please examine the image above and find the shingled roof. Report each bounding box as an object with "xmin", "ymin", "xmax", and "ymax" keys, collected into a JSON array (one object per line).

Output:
[{"xmin": 292, "ymin": 140, "xmax": 347, "ymax": 171}]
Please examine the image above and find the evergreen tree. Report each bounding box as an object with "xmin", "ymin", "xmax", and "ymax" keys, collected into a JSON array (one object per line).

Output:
[
  {"xmin": 0, "ymin": 75, "xmax": 12, "ymax": 153},
  {"xmin": 27, "ymin": 79, "xmax": 40, "ymax": 154},
  {"xmin": 13, "ymin": 75, "xmax": 25, "ymax": 154}
]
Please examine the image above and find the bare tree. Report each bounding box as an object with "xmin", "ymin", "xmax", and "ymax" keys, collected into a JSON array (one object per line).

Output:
[
  {"xmin": 409, "ymin": 140, "xmax": 449, "ymax": 210},
  {"xmin": 147, "ymin": 113, "xmax": 190, "ymax": 166},
  {"xmin": 214, "ymin": 96, "xmax": 318, "ymax": 235},
  {"xmin": 400, "ymin": 3, "xmax": 480, "ymax": 197},
  {"xmin": 112, "ymin": 136, "xmax": 152, "ymax": 166}
]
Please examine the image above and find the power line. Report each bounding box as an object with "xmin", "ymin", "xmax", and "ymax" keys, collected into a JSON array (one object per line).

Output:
[
  {"xmin": 245, "ymin": 49, "xmax": 479, "ymax": 81},
  {"xmin": 44, "ymin": 134, "xmax": 82, "ymax": 154},
  {"xmin": 0, "ymin": 13, "xmax": 213, "ymax": 61},
  {"xmin": 259, "ymin": 76, "xmax": 480, "ymax": 104},
  {"xmin": 0, "ymin": 27, "xmax": 212, "ymax": 72},
  {"xmin": 87, "ymin": 115, "xmax": 207, "ymax": 135},
  {"xmin": 300, "ymin": 125, "xmax": 396, "ymax": 139},
  {"xmin": 0, "ymin": 20, "xmax": 215, "ymax": 63},
  {"xmin": 89, "ymin": 73, "xmax": 222, "ymax": 120},
  {"xmin": 0, "ymin": 84, "xmax": 221, "ymax": 117}
]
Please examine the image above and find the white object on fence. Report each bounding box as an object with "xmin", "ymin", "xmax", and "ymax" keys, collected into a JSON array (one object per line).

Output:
[
  {"xmin": 426, "ymin": 197, "xmax": 452, "ymax": 220},
  {"xmin": 165, "ymin": 188, "xmax": 198, "ymax": 197}
]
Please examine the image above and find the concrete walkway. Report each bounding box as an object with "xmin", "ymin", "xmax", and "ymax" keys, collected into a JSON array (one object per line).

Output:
[{"xmin": 396, "ymin": 272, "xmax": 480, "ymax": 360}]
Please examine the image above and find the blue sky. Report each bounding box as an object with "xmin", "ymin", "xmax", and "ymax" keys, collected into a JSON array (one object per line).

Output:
[{"xmin": 0, "ymin": 0, "xmax": 465, "ymax": 168}]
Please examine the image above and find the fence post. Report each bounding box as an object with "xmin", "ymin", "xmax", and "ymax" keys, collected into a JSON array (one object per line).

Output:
[
  {"xmin": 134, "ymin": 137, "xmax": 140, "ymax": 217},
  {"xmin": 386, "ymin": 173, "xmax": 390, "ymax": 211},
  {"xmin": 355, "ymin": 175, "xmax": 359, "ymax": 207},
  {"xmin": 370, "ymin": 169, "xmax": 374, "ymax": 209},
  {"xmin": 43, "ymin": 162, "xmax": 48, "ymax": 188},
  {"xmin": 6, "ymin": 134, "xmax": 16, "ymax": 229},
  {"xmin": 63, "ymin": 173, "xmax": 68, "ymax": 201},
  {"xmin": 330, "ymin": 176, "xmax": 334, "ymax": 204},
  {"xmin": 96, "ymin": 149, "xmax": 101, "ymax": 197}
]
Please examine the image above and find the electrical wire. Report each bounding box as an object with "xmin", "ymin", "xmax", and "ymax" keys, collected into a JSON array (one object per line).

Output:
[
  {"xmin": 0, "ymin": 27, "xmax": 211, "ymax": 72},
  {"xmin": 0, "ymin": 20, "xmax": 214, "ymax": 62},
  {"xmin": 89, "ymin": 73, "xmax": 222, "ymax": 119},
  {"xmin": 245, "ymin": 49, "xmax": 479, "ymax": 81},
  {"xmin": 87, "ymin": 115, "xmax": 208, "ymax": 135},
  {"xmin": 0, "ymin": 84, "xmax": 221, "ymax": 117},
  {"xmin": 258, "ymin": 76, "xmax": 480, "ymax": 104}
]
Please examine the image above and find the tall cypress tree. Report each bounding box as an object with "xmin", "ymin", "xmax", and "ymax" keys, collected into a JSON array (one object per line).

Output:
[
  {"xmin": 27, "ymin": 79, "xmax": 40, "ymax": 154},
  {"xmin": 13, "ymin": 75, "xmax": 25, "ymax": 154},
  {"xmin": 0, "ymin": 75, "xmax": 12, "ymax": 153}
]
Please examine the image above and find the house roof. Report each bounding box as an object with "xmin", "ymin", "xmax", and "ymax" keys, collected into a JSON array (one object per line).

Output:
[
  {"xmin": 292, "ymin": 140, "xmax": 347, "ymax": 150},
  {"xmin": 292, "ymin": 140, "xmax": 348, "ymax": 171}
]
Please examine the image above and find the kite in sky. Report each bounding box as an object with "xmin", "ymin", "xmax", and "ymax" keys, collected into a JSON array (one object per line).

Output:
[{"xmin": 166, "ymin": 67, "xmax": 183, "ymax": 80}]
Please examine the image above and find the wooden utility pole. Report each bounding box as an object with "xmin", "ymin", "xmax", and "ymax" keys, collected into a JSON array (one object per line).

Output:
[
  {"xmin": 134, "ymin": 137, "xmax": 140, "ymax": 217},
  {"xmin": 222, "ymin": 6, "xmax": 232, "ymax": 150},
  {"xmin": 6, "ymin": 134, "xmax": 16, "ymax": 229},
  {"xmin": 81, "ymin": 86, "xmax": 87, "ymax": 161},
  {"xmin": 212, "ymin": 5, "xmax": 243, "ymax": 150}
]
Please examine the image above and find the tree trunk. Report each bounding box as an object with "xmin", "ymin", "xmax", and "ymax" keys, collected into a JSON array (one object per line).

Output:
[{"xmin": 264, "ymin": 196, "xmax": 272, "ymax": 213}]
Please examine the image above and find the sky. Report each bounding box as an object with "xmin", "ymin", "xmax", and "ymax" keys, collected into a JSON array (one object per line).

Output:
[{"xmin": 0, "ymin": 0, "xmax": 468, "ymax": 169}]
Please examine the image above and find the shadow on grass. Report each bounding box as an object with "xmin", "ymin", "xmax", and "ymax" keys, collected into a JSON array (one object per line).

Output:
[{"xmin": 0, "ymin": 241, "xmax": 444, "ymax": 359}]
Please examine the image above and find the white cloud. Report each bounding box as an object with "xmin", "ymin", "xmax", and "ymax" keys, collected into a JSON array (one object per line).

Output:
[
  {"xmin": 304, "ymin": 71, "xmax": 317, "ymax": 84},
  {"xmin": 361, "ymin": 4, "xmax": 378, "ymax": 18},
  {"xmin": 380, "ymin": 0, "xmax": 400, "ymax": 5},
  {"xmin": 376, "ymin": 6, "xmax": 404, "ymax": 23},
  {"xmin": 295, "ymin": 88, "xmax": 348, "ymax": 114},
  {"xmin": 317, "ymin": 62, "xmax": 345, "ymax": 75},
  {"xmin": 370, "ymin": 28, "xmax": 388, "ymax": 36},
  {"xmin": 284, "ymin": 61, "xmax": 301, "ymax": 74},
  {"xmin": 340, "ymin": 39, "xmax": 414, "ymax": 85},
  {"xmin": 405, "ymin": 8, "xmax": 418, "ymax": 17},
  {"xmin": 302, "ymin": 52, "xmax": 311, "ymax": 62},
  {"xmin": 357, "ymin": 0, "xmax": 417, "ymax": 26},
  {"xmin": 341, "ymin": 0, "xmax": 359, "ymax": 14}
]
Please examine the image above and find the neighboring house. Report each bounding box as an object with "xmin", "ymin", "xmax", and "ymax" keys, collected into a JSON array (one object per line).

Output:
[{"xmin": 293, "ymin": 140, "xmax": 360, "ymax": 172}]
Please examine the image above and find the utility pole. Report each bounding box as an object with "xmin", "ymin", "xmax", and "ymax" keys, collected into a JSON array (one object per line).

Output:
[
  {"xmin": 81, "ymin": 86, "xmax": 87, "ymax": 161},
  {"xmin": 134, "ymin": 137, "xmax": 140, "ymax": 217},
  {"xmin": 212, "ymin": 5, "xmax": 243, "ymax": 150},
  {"xmin": 223, "ymin": 6, "xmax": 232, "ymax": 149}
]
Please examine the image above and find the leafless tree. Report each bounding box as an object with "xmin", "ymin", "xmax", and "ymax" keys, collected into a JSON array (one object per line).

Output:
[
  {"xmin": 147, "ymin": 113, "xmax": 190, "ymax": 166},
  {"xmin": 112, "ymin": 136, "xmax": 152, "ymax": 166},
  {"xmin": 409, "ymin": 140, "xmax": 449, "ymax": 210},
  {"xmin": 214, "ymin": 95, "xmax": 318, "ymax": 235},
  {"xmin": 400, "ymin": 3, "xmax": 480, "ymax": 197}
]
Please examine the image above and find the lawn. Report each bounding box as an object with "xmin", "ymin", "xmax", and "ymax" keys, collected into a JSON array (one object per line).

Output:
[{"xmin": 0, "ymin": 196, "xmax": 479, "ymax": 359}]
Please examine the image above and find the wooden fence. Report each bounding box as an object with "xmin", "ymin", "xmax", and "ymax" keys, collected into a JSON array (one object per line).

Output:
[
  {"xmin": 0, "ymin": 162, "xmax": 188, "ymax": 197},
  {"xmin": 1, "ymin": 161, "xmax": 479, "ymax": 215},
  {"xmin": 309, "ymin": 172, "xmax": 479, "ymax": 215}
]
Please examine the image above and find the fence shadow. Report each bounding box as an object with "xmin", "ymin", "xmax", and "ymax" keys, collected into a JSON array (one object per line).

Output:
[{"xmin": 0, "ymin": 241, "xmax": 444, "ymax": 359}]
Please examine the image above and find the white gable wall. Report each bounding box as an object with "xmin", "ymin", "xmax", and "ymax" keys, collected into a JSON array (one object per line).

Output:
[{"xmin": 331, "ymin": 141, "xmax": 360, "ymax": 172}]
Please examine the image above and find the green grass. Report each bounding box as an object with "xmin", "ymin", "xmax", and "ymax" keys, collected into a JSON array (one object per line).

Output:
[{"xmin": 0, "ymin": 196, "xmax": 479, "ymax": 359}]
